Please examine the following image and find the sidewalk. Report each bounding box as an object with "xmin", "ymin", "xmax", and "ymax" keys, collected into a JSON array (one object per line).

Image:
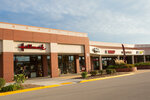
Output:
[
  {"xmin": 23, "ymin": 69, "xmax": 150, "ymax": 86},
  {"xmin": 24, "ymin": 75, "xmax": 83, "ymax": 86},
  {"xmin": 2, "ymin": 69, "xmax": 150, "ymax": 96}
]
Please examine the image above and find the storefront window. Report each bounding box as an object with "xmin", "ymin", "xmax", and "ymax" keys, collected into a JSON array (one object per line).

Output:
[
  {"xmin": 146, "ymin": 55, "xmax": 150, "ymax": 62},
  {"xmin": 102, "ymin": 57, "xmax": 116, "ymax": 69},
  {"xmin": 91, "ymin": 57, "xmax": 99, "ymax": 70},
  {"xmin": 47, "ymin": 56, "xmax": 51, "ymax": 75},
  {"xmin": 79, "ymin": 56, "xmax": 85, "ymax": 71},
  {"xmin": 14, "ymin": 55, "xmax": 43, "ymax": 78},
  {"xmin": 58, "ymin": 55, "xmax": 75, "ymax": 74},
  {"xmin": 134, "ymin": 56, "xmax": 144, "ymax": 63},
  {"xmin": 126, "ymin": 56, "xmax": 132, "ymax": 64}
]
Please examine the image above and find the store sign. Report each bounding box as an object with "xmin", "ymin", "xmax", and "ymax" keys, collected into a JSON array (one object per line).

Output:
[
  {"xmin": 121, "ymin": 51, "xmax": 132, "ymax": 54},
  {"xmin": 92, "ymin": 48, "xmax": 100, "ymax": 53},
  {"xmin": 136, "ymin": 51, "xmax": 144, "ymax": 54},
  {"xmin": 18, "ymin": 43, "xmax": 46, "ymax": 51},
  {"xmin": 105, "ymin": 50, "xmax": 115, "ymax": 54}
]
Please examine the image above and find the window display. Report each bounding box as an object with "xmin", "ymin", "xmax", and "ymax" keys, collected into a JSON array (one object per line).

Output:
[{"xmin": 14, "ymin": 55, "xmax": 43, "ymax": 78}]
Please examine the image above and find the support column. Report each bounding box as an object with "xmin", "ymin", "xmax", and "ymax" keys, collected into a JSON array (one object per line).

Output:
[
  {"xmin": 99, "ymin": 55, "xmax": 103, "ymax": 70},
  {"xmin": 144, "ymin": 55, "xmax": 146, "ymax": 62},
  {"xmin": 117, "ymin": 56, "xmax": 120, "ymax": 60},
  {"xmin": 132, "ymin": 55, "xmax": 135, "ymax": 64},
  {"xmin": 42, "ymin": 55, "xmax": 48, "ymax": 77},
  {"xmin": 0, "ymin": 52, "xmax": 14, "ymax": 82},
  {"xmin": 1, "ymin": 40, "xmax": 14, "ymax": 82},
  {"xmin": 90, "ymin": 57, "xmax": 94, "ymax": 70},
  {"xmin": 50, "ymin": 53, "xmax": 59, "ymax": 77},
  {"xmin": 50, "ymin": 43, "xmax": 59, "ymax": 78},
  {"xmin": 84, "ymin": 45, "xmax": 91, "ymax": 72},
  {"xmin": 75, "ymin": 55, "xmax": 80, "ymax": 73}
]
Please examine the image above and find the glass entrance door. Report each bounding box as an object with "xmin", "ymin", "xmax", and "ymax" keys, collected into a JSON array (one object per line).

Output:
[{"xmin": 58, "ymin": 55, "xmax": 76, "ymax": 74}]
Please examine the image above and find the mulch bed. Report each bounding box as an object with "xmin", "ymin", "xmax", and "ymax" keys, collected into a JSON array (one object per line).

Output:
[
  {"xmin": 22, "ymin": 84, "xmax": 43, "ymax": 89},
  {"xmin": 74, "ymin": 72, "xmax": 131, "ymax": 79}
]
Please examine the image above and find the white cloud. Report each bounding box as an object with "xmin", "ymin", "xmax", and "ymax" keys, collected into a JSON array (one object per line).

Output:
[{"xmin": 0, "ymin": 0, "xmax": 150, "ymax": 43}]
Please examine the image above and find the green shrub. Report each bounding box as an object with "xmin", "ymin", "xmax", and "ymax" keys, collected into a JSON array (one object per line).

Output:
[
  {"xmin": 90, "ymin": 70, "xmax": 98, "ymax": 76},
  {"xmin": 112, "ymin": 69, "xmax": 116, "ymax": 73},
  {"xmin": 125, "ymin": 64, "xmax": 135, "ymax": 68},
  {"xmin": 107, "ymin": 65, "xmax": 118, "ymax": 69},
  {"xmin": 0, "ymin": 78, "xmax": 6, "ymax": 89},
  {"xmin": 106, "ymin": 69, "xmax": 116, "ymax": 74},
  {"xmin": 81, "ymin": 72, "xmax": 88, "ymax": 78},
  {"xmin": 0, "ymin": 83, "xmax": 23, "ymax": 92},
  {"xmin": 99, "ymin": 70, "xmax": 104, "ymax": 75},
  {"xmin": 14, "ymin": 74, "xmax": 26, "ymax": 85},
  {"xmin": 1, "ymin": 84, "xmax": 17, "ymax": 92},
  {"xmin": 135, "ymin": 62, "xmax": 150, "ymax": 66},
  {"xmin": 108, "ymin": 64, "xmax": 135, "ymax": 69},
  {"xmin": 14, "ymin": 83, "xmax": 23, "ymax": 90}
]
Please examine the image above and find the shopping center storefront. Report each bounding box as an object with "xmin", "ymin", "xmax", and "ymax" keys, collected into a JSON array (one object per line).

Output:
[
  {"xmin": 0, "ymin": 22, "xmax": 149, "ymax": 82},
  {"xmin": 89, "ymin": 43, "xmax": 145, "ymax": 70},
  {"xmin": 0, "ymin": 22, "xmax": 91, "ymax": 82}
]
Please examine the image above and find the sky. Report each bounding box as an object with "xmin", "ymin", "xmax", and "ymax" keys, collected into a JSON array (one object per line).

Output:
[{"xmin": 0, "ymin": 0, "xmax": 150, "ymax": 44}]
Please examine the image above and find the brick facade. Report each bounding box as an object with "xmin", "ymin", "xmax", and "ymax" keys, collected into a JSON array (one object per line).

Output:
[
  {"xmin": 0, "ymin": 23, "xmax": 91, "ymax": 82},
  {"xmin": 0, "ymin": 52, "xmax": 14, "ymax": 82}
]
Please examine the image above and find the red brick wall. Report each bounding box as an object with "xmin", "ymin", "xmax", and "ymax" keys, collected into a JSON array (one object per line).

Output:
[
  {"xmin": 84, "ymin": 44, "xmax": 91, "ymax": 72},
  {"xmin": 50, "ymin": 53, "xmax": 59, "ymax": 77},
  {"xmin": 0, "ymin": 28, "xmax": 89, "ymax": 45},
  {"xmin": 0, "ymin": 52, "xmax": 14, "ymax": 82}
]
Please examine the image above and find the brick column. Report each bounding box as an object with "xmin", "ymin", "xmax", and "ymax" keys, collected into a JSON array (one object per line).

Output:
[
  {"xmin": 50, "ymin": 53, "xmax": 59, "ymax": 77},
  {"xmin": 42, "ymin": 55, "xmax": 48, "ymax": 77},
  {"xmin": 75, "ymin": 55, "xmax": 80, "ymax": 73},
  {"xmin": 0, "ymin": 52, "xmax": 14, "ymax": 82},
  {"xmin": 84, "ymin": 45, "xmax": 91, "ymax": 72}
]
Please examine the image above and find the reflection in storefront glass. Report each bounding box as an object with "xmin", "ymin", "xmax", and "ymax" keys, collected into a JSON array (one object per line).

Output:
[
  {"xmin": 58, "ymin": 55, "xmax": 75, "ymax": 74},
  {"xmin": 14, "ymin": 55, "xmax": 43, "ymax": 78}
]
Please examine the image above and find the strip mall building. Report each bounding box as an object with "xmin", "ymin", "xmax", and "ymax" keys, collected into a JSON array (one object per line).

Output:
[{"xmin": 0, "ymin": 22, "xmax": 149, "ymax": 82}]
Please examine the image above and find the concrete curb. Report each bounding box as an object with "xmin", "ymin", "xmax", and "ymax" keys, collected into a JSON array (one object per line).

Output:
[
  {"xmin": 0, "ymin": 73, "xmax": 135, "ymax": 96},
  {"xmin": 0, "ymin": 84, "xmax": 61, "ymax": 96},
  {"xmin": 79, "ymin": 73, "xmax": 135, "ymax": 83}
]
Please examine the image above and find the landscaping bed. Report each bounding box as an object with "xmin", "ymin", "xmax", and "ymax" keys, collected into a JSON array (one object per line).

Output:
[
  {"xmin": 115, "ymin": 67, "xmax": 137, "ymax": 72},
  {"xmin": 22, "ymin": 84, "xmax": 42, "ymax": 89},
  {"xmin": 77, "ymin": 72, "xmax": 131, "ymax": 79},
  {"xmin": 136, "ymin": 66, "xmax": 150, "ymax": 69},
  {"xmin": 135, "ymin": 62, "xmax": 150, "ymax": 69},
  {"xmin": 0, "ymin": 74, "xmax": 43, "ymax": 93}
]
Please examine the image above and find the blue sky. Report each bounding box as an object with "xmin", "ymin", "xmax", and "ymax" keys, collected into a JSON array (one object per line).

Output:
[{"xmin": 0, "ymin": 0, "xmax": 150, "ymax": 44}]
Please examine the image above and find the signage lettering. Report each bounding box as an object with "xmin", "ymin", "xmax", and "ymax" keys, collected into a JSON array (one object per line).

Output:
[
  {"xmin": 18, "ymin": 43, "xmax": 46, "ymax": 51},
  {"xmin": 92, "ymin": 48, "xmax": 100, "ymax": 53},
  {"xmin": 108, "ymin": 50, "xmax": 115, "ymax": 54},
  {"xmin": 121, "ymin": 51, "xmax": 132, "ymax": 54}
]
